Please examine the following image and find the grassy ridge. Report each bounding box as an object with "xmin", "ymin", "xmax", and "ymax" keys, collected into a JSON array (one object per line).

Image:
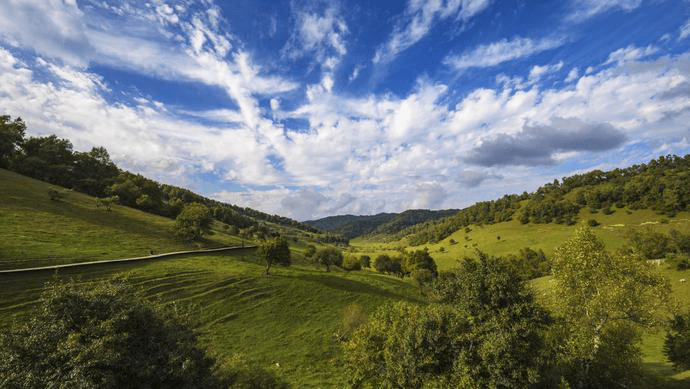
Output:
[
  {"xmin": 0, "ymin": 168, "xmax": 245, "ymax": 269},
  {"xmin": 0, "ymin": 253, "xmax": 421, "ymax": 387}
]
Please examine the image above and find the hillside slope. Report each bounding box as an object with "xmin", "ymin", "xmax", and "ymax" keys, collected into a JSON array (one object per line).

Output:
[{"xmin": 0, "ymin": 168, "xmax": 245, "ymax": 269}]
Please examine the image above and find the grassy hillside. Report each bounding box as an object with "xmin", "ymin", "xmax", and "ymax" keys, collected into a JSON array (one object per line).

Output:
[
  {"xmin": 0, "ymin": 253, "xmax": 421, "ymax": 387},
  {"xmin": 0, "ymin": 168, "xmax": 251, "ymax": 269},
  {"xmin": 353, "ymin": 207, "xmax": 690, "ymax": 271}
]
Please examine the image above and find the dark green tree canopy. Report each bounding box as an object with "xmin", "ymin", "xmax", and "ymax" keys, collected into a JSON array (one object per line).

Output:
[
  {"xmin": 313, "ymin": 246, "xmax": 343, "ymax": 271},
  {"xmin": 0, "ymin": 278, "xmax": 220, "ymax": 389},
  {"xmin": 0, "ymin": 115, "xmax": 26, "ymax": 168}
]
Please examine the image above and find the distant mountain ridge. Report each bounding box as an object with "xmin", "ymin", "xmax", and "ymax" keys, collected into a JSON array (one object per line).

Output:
[{"xmin": 305, "ymin": 209, "xmax": 459, "ymax": 239}]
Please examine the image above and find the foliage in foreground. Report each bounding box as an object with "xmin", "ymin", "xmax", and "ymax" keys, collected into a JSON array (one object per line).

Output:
[
  {"xmin": 551, "ymin": 226, "xmax": 673, "ymax": 388},
  {"xmin": 0, "ymin": 277, "xmax": 220, "ymax": 389},
  {"xmin": 344, "ymin": 253, "xmax": 552, "ymax": 388},
  {"xmin": 664, "ymin": 311, "xmax": 690, "ymax": 371}
]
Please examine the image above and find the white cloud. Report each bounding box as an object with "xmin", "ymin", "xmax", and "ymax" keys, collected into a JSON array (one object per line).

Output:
[
  {"xmin": 2, "ymin": 2, "xmax": 690, "ymax": 220},
  {"xmin": 680, "ymin": 18, "xmax": 690, "ymax": 40},
  {"xmin": 283, "ymin": 5, "xmax": 348, "ymax": 70},
  {"xmin": 565, "ymin": 67, "xmax": 579, "ymax": 83},
  {"xmin": 444, "ymin": 36, "xmax": 565, "ymax": 71},
  {"xmin": 373, "ymin": 0, "xmax": 492, "ymax": 64},
  {"xmin": 604, "ymin": 45, "xmax": 658, "ymax": 65},
  {"xmin": 0, "ymin": 0, "xmax": 91, "ymax": 67},
  {"xmin": 528, "ymin": 61, "xmax": 564, "ymax": 84},
  {"xmin": 568, "ymin": 0, "xmax": 643, "ymax": 22}
]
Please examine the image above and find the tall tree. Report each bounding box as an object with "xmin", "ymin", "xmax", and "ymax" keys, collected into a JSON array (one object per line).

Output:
[
  {"xmin": 0, "ymin": 115, "xmax": 26, "ymax": 168},
  {"xmin": 551, "ymin": 226, "xmax": 672, "ymax": 388}
]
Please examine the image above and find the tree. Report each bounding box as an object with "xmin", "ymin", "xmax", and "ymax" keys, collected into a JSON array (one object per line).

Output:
[
  {"xmin": 551, "ymin": 226, "xmax": 672, "ymax": 388},
  {"xmin": 402, "ymin": 248, "xmax": 438, "ymax": 278},
  {"xmin": 175, "ymin": 203, "xmax": 213, "ymax": 241},
  {"xmin": 258, "ymin": 237, "xmax": 291, "ymax": 275},
  {"xmin": 0, "ymin": 277, "xmax": 221, "ymax": 389},
  {"xmin": 345, "ymin": 252, "xmax": 553, "ymax": 388},
  {"xmin": 0, "ymin": 115, "xmax": 26, "ymax": 168},
  {"xmin": 663, "ymin": 312, "xmax": 690, "ymax": 370},
  {"xmin": 313, "ymin": 247, "xmax": 343, "ymax": 272}
]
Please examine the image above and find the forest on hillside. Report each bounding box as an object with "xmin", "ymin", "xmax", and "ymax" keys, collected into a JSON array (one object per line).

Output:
[{"xmin": 400, "ymin": 154, "xmax": 690, "ymax": 245}]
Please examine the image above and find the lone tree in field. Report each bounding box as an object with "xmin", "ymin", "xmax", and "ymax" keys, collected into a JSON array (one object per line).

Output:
[
  {"xmin": 258, "ymin": 237, "xmax": 291, "ymax": 275},
  {"xmin": 175, "ymin": 202, "xmax": 212, "ymax": 241},
  {"xmin": 551, "ymin": 226, "xmax": 672, "ymax": 388},
  {"xmin": 0, "ymin": 278, "xmax": 221, "ymax": 389},
  {"xmin": 313, "ymin": 247, "xmax": 343, "ymax": 272}
]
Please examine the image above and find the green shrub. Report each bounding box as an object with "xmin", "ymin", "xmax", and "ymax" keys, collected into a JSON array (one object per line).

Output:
[{"xmin": 342, "ymin": 256, "xmax": 362, "ymax": 271}]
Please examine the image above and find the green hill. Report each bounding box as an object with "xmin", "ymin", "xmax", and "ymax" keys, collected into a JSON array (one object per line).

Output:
[
  {"xmin": 0, "ymin": 254, "xmax": 421, "ymax": 387},
  {"xmin": 0, "ymin": 168, "xmax": 290, "ymax": 270}
]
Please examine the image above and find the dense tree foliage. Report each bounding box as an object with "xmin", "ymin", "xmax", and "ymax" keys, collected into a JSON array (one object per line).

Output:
[
  {"xmin": 258, "ymin": 237, "xmax": 291, "ymax": 275},
  {"xmin": 664, "ymin": 312, "xmax": 690, "ymax": 370},
  {"xmin": 175, "ymin": 203, "xmax": 213, "ymax": 241},
  {"xmin": 403, "ymin": 154, "xmax": 690, "ymax": 245},
  {"xmin": 551, "ymin": 227, "xmax": 672, "ymax": 388},
  {"xmin": 345, "ymin": 252, "xmax": 552, "ymax": 388},
  {"xmin": 0, "ymin": 278, "xmax": 221, "ymax": 389},
  {"xmin": 0, "ymin": 115, "xmax": 26, "ymax": 168},
  {"xmin": 313, "ymin": 247, "xmax": 344, "ymax": 271}
]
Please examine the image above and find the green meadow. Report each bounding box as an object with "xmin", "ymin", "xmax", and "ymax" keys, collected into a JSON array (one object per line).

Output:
[
  {"xmin": 2, "ymin": 166, "xmax": 690, "ymax": 386},
  {"xmin": 0, "ymin": 253, "xmax": 422, "ymax": 388}
]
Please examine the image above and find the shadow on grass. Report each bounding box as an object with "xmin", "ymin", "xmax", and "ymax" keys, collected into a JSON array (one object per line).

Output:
[
  {"xmin": 286, "ymin": 271, "xmax": 425, "ymax": 304},
  {"xmin": 640, "ymin": 361, "xmax": 690, "ymax": 388}
]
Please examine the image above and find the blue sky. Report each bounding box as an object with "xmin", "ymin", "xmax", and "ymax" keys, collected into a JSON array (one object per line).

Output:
[{"xmin": 1, "ymin": 0, "xmax": 689, "ymax": 220}]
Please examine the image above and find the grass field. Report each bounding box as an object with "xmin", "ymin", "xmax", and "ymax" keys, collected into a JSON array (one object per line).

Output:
[
  {"xmin": 3, "ymin": 167, "xmax": 690, "ymax": 386},
  {"xmin": 0, "ymin": 252, "xmax": 422, "ymax": 387},
  {"xmin": 0, "ymin": 168, "xmax": 255, "ymax": 270}
]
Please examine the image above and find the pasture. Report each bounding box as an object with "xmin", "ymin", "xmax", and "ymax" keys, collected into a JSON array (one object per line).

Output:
[{"xmin": 0, "ymin": 251, "xmax": 422, "ymax": 387}]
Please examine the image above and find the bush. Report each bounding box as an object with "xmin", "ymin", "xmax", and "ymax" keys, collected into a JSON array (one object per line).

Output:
[
  {"xmin": 359, "ymin": 255, "xmax": 371, "ymax": 268},
  {"xmin": 175, "ymin": 203, "xmax": 213, "ymax": 241},
  {"xmin": 0, "ymin": 277, "xmax": 221, "ymax": 389},
  {"xmin": 342, "ymin": 255, "xmax": 362, "ymax": 271},
  {"xmin": 588, "ymin": 219, "xmax": 600, "ymax": 227}
]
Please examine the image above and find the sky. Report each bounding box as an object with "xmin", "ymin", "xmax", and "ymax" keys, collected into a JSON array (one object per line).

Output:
[{"xmin": 1, "ymin": 0, "xmax": 689, "ymax": 221}]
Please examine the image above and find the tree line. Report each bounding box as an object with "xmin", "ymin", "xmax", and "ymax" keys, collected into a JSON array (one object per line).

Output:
[{"xmin": 401, "ymin": 154, "xmax": 690, "ymax": 245}]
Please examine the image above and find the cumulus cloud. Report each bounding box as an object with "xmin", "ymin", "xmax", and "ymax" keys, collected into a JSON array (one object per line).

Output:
[
  {"xmin": 373, "ymin": 0, "xmax": 492, "ymax": 64},
  {"xmin": 464, "ymin": 118, "xmax": 627, "ymax": 167},
  {"xmin": 444, "ymin": 36, "xmax": 565, "ymax": 71},
  {"xmin": 568, "ymin": 0, "xmax": 643, "ymax": 22}
]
